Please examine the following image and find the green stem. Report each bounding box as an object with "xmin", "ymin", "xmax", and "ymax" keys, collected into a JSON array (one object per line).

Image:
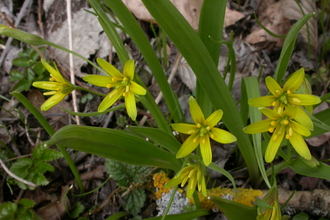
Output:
[
  {"xmin": 11, "ymin": 92, "xmax": 84, "ymax": 192},
  {"xmin": 74, "ymin": 85, "xmax": 106, "ymax": 97}
]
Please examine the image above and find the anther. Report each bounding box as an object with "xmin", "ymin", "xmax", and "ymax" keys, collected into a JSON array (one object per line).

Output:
[
  {"xmin": 197, "ymin": 123, "xmax": 202, "ymax": 128},
  {"xmin": 210, "ymin": 134, "xmax": 215, "ymax": 139},
  {"xmin": 272, "ymin": 101, "xmax": 277, "ymax": 107},
  {"xmin": 123, "ymin": 92, "xmax": 127, "ymax": 97},
  {"xmin": 106, "ymin": 84, "xmax": 112, "ymax": 88},
  {"xmin": 273, "ymin": 135, "xmax": 278, "ymax": 140},
  {"xmin": 286, "ymin": 134, "xmax": 290, "ymax": 139},
  {"xmin": 271, "ymin": 121, "xmax": 276, "ymax": 126},
  {"xmin": 193, "ymin": 138, "xmax": 198, "ymax": 143},
  {"xmin": 284, "ymin": 120, "xmax": 289, "ymax": 125},
  {"xmin": 206, "ymin": 126, "xmax": 210, "ymax": 130},
  {"xmin": 275, "ymin": 90, "xmax": 281, "ymax": 95},
  {"xmin": 287, "ymin": 90, "xmax": 291, "ymax": 94},
  {"xmin": 292, "ymin": 98, "xmax": 301, "ymax": 103},
  {"xmin": 269, "ymin": 128, "xmax": 274, "ymax": 133},
  {"xmin": 50, "ymin": 78, "xmax": 55, "ymax": 81}
]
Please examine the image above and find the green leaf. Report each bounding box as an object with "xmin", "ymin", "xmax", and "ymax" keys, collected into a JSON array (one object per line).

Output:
[
  {"xmin": 105, "ymin": 212, "xmax": 129, "ymax": 220},
  {"xmin": 70, "ymin": 202, "xmax": 85, "ymax": 218},
  {"xmin": 12, "ymin": 79, "xmax": 31, "ymax": 92},
  {"xmin": 273, "ymin": 13, "xmax": 314, "ymax": 82},
  {"xmin": 34, "ymin": 162, "xmax": 54, "ymax": 173},
  {"xmin": 123, "ymin": 188, "xmax": 146, "ymax": 216},
  {"xmin": 26, "ymin": 68, "xmax": 35, "ymax": 81},
  {"xmin": 292, "ymin": 212, "xmax": 309, "ymax": 220},
  {"xmin": 288, "ymin": 157, "xmax": 330, "ymax": 180},
  {"xmin": 128, "ymin": 126, "xmax": 181, "ymax": 154},
  {"xmin": 211, "ymin": 197, "xmax": 258, "ymax": 220},
  {"xmin": 105, "ymin": 159, "xmax": 150, "ymax": 187},
  {"xmin": 17, "ymin": 199, "xmax": 35, "ymax": 208},
  {"xmin": 10, "ymin": 158, "xmax": 32, "ymax": 178},
  {"xmin": 31, "ymin": 172, "xmax": 49, "ymax": 186},
  {"xmin": 12, "ymin": 57, "xmax": 31, "ymax": 67},
  {"xmin": 45, "ymin": 125, "xmax": 182, "ymax": 171},
  {"xmin": 145, "ymin": 209, "xmax": 210, "ymax": 220},
  {"xmin": 208, "ymin": 163, "xmax": 236, "ymax": 191},
  {"xmin": 0, "ymin": 202, "xmax": 17, "ymax": 219},
  {"xmin": 9, "ymin": 70, "xmax": 24, "ymax": 82},
  {"xmin": 33, "ymin": 62, "xmax": 46, "ymax": 77},
  {"xmin": 32, "ymin": 144, "xmax": 63, "ymax": 161}
]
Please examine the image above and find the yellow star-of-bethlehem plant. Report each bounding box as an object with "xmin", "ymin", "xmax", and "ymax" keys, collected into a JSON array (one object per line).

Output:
[
  {"xmin": 172, "ymin": 97, "xmax": 237, "ymax": 166},
  {"xmin": 248, "ymin": 68, "xmax": 321, "ymax": 130},
  {"xmin": 32, "ymin": 59, "xmax": 74, "ymax": 111},
  {"xmin": 83, "ymin": 58, "xmax": 146, "ymax": 121},
  {"xmin": 164, "ymin": 162, "xmax": 207, "ymax": 198},
  {"xmin": 244, "ymin": 106, "xmax": 312, "ymax": 163}
]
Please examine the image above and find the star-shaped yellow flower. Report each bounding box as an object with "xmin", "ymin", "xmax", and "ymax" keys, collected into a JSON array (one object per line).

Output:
[
  {"xmin": 248, "ymin": 68, "xmax": 320, "ymax": 130},
  {"xmin": 243, "ymin": 106, "xmax": 312, "ymax": 163},
  {"xmin": 164, "ymin": 162, "xmax": 207, "ymax": 198},
  {"xmin": 83, "ymin": 58, "xmax": 146, "ymax": 121},
  {"xmin": 32, "ymin": 59, "xmax": 74, "ymax": 111},
  {"xmin": 172, "ymin": 97, "xmax": 237, "ymax": 166}
]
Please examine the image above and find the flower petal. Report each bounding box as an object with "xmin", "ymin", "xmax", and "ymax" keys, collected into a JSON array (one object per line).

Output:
[
  {"xmin": 188, "ymin": 96, "xmax": 205, "ymax": 124},
  {"xmin": 204, "ymin": 109, "xmax": 223, "ymax": 128},
  {"xmin": 130, "ymin": 81, "xmax": 146, "ymax": 95},
  {"xmin": 83, "ymin": 75, "xmax": 113, "ymax": 87},
  {"xmin": 290, "ymin": 121, "xmax": 311, "ymax": 137},
  {"xmin": 210, "ymin": 128, "xmax": 237, "ymax": 143},
  {"xmin": 33, "ymin": 81, "xmax": 62, "ymax": 90},
  {"xmin": 176, "ymin": 134, "xmax": 199, "ymax": 158},
  {"xmin": 124, "ymin": 59, "xmax": 135, "ymax": 79},
  {"xmin": 288, "ymin": 94, "xmax": 321, "ymax": 105},
  {"xmin": 248, "ymin": 96, "xmax": 276, "ymax": 107},
  {"xmin": 265, "ymin": 127, "xmax": 285, "ymax": 162},
  {"xmin": 41, "ymin": 59, "xmax": 67, "ymax": 83},
  {"xmin": 171, "ymin": 123, "xmax": 197, "ymax": 134},
  {"xmin": 259, "ymin": 107, "xmax": 281, "ymax": 119},
  {"xmin": 293, "ymin": 107, "xmax": 313, "ymax": 131},
  {"xmin": 289, "ymin": 130, "xmax": 312, "ymax": 160},
  {"xmin": 98, "ymin": 88, "xmax": 123, "ymax": 112},
  {"xmin": 243, "ymin": 119, "xmax": 273, "ymax": 134},
  {"xmin": 265, "ymin": 76, "xmax": 283, "ymax": 97},
  {"xmin": 200, "ymin": 135, "xmax": 212, "ymax": 166},
  {"xmin": 283, "ymin": 68, "xmax": 304, "ymax": 92},
  {"xmin": 97, "ymin": 58, "xmax": 123, "ymax": 78},
  {"xmin": 125, "ymin": 91, "xmax": 137, "ymax": 120},
  {"xmin": 40, "ymin": 93, "xmax": 66, "ymax": 111}
]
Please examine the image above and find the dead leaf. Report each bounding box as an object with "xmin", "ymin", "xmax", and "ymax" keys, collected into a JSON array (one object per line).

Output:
[
  {"xmin": 299, "ymin": 176, "xmax": 319, "ymax": 190},
  {"xmin": 177, "ymin": 57, "xmax": 196, "ymax": 91},
  {"xmin": 224, "ymin": 7, "xmax": 245, "ymax": 27}
]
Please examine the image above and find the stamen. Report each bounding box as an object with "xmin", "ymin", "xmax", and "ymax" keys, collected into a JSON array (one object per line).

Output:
[
  {"xmin": 112, "ymin": 78, "xmax": 118, "ymax": 82},
  {"xmin": 50, "ymin": 78, "xmax": 55, "ymax": 82},
  {"xmin": 269, "ymin": 127, "xmax": 274, "ymax": 133},
  {"xmin": 287, "ymin": 90, "xmax": 291, "ymax": 94},
  {"xmin": 275, "ymin": 90, "xmax": 281, "ymax": 95},
  {"xmin": 193, "ymin": 138, "xmax": 198, "ymax": 143},
  {"xmin": 123, "ymin": 77, "xmax": 128, "ymax": 81},
  {"xmin": 289, "ymin": 127, "xmax": 293, "ymax": 136},
  {"xmin": 202, "ymin": 138, "xmax": 206, "ymax": 144},
  {"xmin": 206, "ymin": 126, "xmax": 210, "ymax": 130},
  {"xmin": 210, "ymin": 134, "xmax": 215, "ymax": 139},
  {"xmin": 106, "ymin": 84, "xmax": 112, "ymax": 88},
  {"xmin": 283, "ymin": 120, "xmax": 289, "ymax": 125},
  {"xmin": 272, "ymin": 101, "xmax": 277, "ymax": 107},
  {"xmin": 197, "ymin": 123, "xmax": 202, "ymax": 128},
  {"xmin": 188, "ymin": 130, "xmax": 196, "ymax": 134},
  {"xmin": 123, "ymin": 92, "xmax": 127, "ymax": 97},
  {"xmin": 277, "ymin": 107, "xmax": 282, "ymax": 114},
  {"xmin": 286, "ymin": 134, "xmax": 290, "ymax": 139},
  {"xmin": 57, "ymin": 88, "xmax": 61, "ymax": 91},
  {"xmin": 292, "ymin": 98, "xmax": 301, "ymax": 103},
  {"xmin": 271, "ymin": 121, "xmax": 277, "ymax": 126},
  {"xmin": 125, "ymin": 85, "xmax": 130, "ymax": 93}
]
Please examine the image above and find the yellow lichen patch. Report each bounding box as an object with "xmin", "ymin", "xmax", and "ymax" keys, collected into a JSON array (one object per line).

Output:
[
  {"xmin": 191, "ymin": 187, "xmax": 263, "ymax": 210},
  {"xmin": 153, "ymin": 171, "xmax": 172, "ymax": 200}
]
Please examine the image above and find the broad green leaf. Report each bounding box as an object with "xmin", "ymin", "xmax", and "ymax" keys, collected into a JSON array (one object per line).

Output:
[
  {"xmin": 17, "ymin": 199, "xmax": 35, "ymax": 208},
  {"xmin": 32, "ymin": 144, "xmax": 63, "ymax": 161},
  {"xmin": 45, "ymin": 125, "xmax": 182, "ymax": 171},
  {"xmin": 208, "ymin": 163, "xmax": 236, "ymax": 191},
  {"xmin": 33, "ymin": 62, "xmax": 46, "ymax": 77},
  {"xmin": 9, "ymin": 70, "xmax": 24, "ymax": 82},
  {"xmin": 12, "ymin": 79, "xmax": 31, "ymax": 92},
  {"xmin": 273, "ymin": 13, "xmax": 314, "ymax": 82},
  {"xmin": 34, "ymin": 162, "xmax": 54, "ymax": 173},
  {"xmin": 288, "ymin": 157, "xmax": 330, "ymax": 180},
  {"xmin": 105, "ymin": 212, "xmax": 129, "ymax": 220},
  {"xmin": 145, "ymin": 209, "xmax": 210, "ymax": 220},
  {"xmin": 12, "ymin": 57, "xmax": 31, "ymax": 67},
  {"xmin": 31, "ymin": 172, "xmax": 49, "ymax": 186},
  {"xmin": 292, "ymin": 212, "xmax": 309, "ymax": 220},
  {"xmin": 105, "ymin": 159, "xmax": 150, "ymax": 187},
  {"xmin": 128, "ymin": 126, "xmax": 181, "ymax": 154},
  {"xmin": 0, "ymin": 203, "xmax": 17, "ymax": 220},
  {"xmin": 310, "ymin": 108, "xmax": 330, "ymax": 137},
  {"xmin": 142, "ymin": 0, "xmax": 259, "ymax": 185},
  {"xmin": 211, "ymin": 196, "xmax": 258, "ymax": 220},
  {"xmin": 70, "ymin": 202, "xmax": 85, "ymax": 218},
  {"xmin": 10, "ymin": 158, "xmax": 32, "ymax": 178},
  {"xmin": 123, "ymin": 188, "xmax": 146, "ymax": 216}
]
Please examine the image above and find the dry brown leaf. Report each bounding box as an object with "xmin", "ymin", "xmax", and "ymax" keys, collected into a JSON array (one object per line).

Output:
[{"xmin": 224, "ymin": 7, "xmax": 245, "ymax": 27}]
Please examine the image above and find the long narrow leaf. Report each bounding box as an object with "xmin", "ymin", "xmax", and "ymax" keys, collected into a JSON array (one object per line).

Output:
[
  {"xmin": 44, "ymin": 125, "xmax": 182, "ymax": 171},
  {"xmin": 142, "ymin": 0, "xmax": 259, "ymax": 184}
]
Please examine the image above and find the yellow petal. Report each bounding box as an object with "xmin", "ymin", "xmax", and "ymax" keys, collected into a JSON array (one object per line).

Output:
[
  {"xmin": 82, "ymin": 75, "xmax": 113, "ymax": 87},
  {"xmin": 289, "ymin": 130, "xmax": 312, "ymax": 160},
  {"xmin": 200, "ymin": 175, "xmax": 207, "ymax": 197},
  {"xmin": 124, "ymin": 59, "xmax": 135, "ymax": 79},
  {"xmin": 293, "ymin": 107, "xmax": 313, "ymax": 131},
  {"xmin": 204, "ymin": 109, "xmax": 223, "ymax": 128},
  {"xmin": 210, "ymin": 128, "xmax": 237, "ymax": 143},
  {"xmin": 98, "ymin": 88, "xmax": 123, "ymax": 112},
  {"xmin": 40, "ymin": 92, "xmax": 66, "ymax": 111},
  {"xmin": 288, "ymin": 94, "xmax": 321, "ymax": 105},
  {"xmin": 243, "ymin": 119, "xmax": 273, "ymax": 134},
  {"xmin": 187, "ymin": 176, "xmax": 197, "ymax": 198},
  {"xmin": 171, "ymin": 123, "xmax": 197, "ymax": 134},
  {"xmin": 41, "ymin": 59, "xmax": 67, "ymax": 84},
  {"xmin": 130, "ymin": 81, "xmax": 146, "ymax": 95},
  {"xmin": 96, "ymin": 58, "xmax": 123, "ymax": 78},
  {"xmin": 33, "ymin": 81, "xmax": 62, "ymax": 90},
  {"xmin": 290, "ymin": 121, "xmax": 311, "ymax": 137},
  {"xmin": 259, "ymin": 107, "xmax": 281, "ymax": 119},
  {"xmin": 176, "ymin": 134, "xmax": 199, "ymax": 158},
  {"xmin": 265, "ymin": 127, "xmax": 285, "ymax": 162},
  {"xmin": 283, "ymin": 68, "xmax": 304, "ymax": 92},
  {"xmin": 200, "ymin": 135, "xmax": 212, "ymax": 166},
  {"xmin": 248, "ymin": 96, "xmax": 276, "ymax": 107},
  {"xmin": 265, "ymin": 77, "xmax": 283, "ymax": 97},
  {"xmin": 188, "ymin": 96, "xmax": 205, "ymax": 124},
  {"xmin": 125, "ymin": 91, "xmax": 137, "ymax": 121}
]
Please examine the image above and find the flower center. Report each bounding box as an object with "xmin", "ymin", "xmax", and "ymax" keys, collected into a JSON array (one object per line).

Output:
[{"xmin": 197, "ymin": 123, "xmax": 210, "ymax": 137}]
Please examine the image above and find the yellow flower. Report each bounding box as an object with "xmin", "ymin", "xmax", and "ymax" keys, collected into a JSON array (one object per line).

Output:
[
  {"xmin": 257, "ymin": 185, "xmax": 281, "ymax": 220},
  {"xmin": 249, "ymin": 68, "xmax": 320, "ymax": 131},
  {"xmin": 244, "ymin": 106, "xmax": 312, "ymax": 163},
  {"xmin": 83, "ymin": 58, "xmax": 146, "ymax": 120},
  {"xmin": 164, "ymin": 163, "xmax": 207, "ymax": 198},
  {"xmin": 172, "ymin": 97, "xmax": 237, "ymax": 166},
  {"xmin": 32, "ymin": 59, "xmax": 74, "ymax": 111}
]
